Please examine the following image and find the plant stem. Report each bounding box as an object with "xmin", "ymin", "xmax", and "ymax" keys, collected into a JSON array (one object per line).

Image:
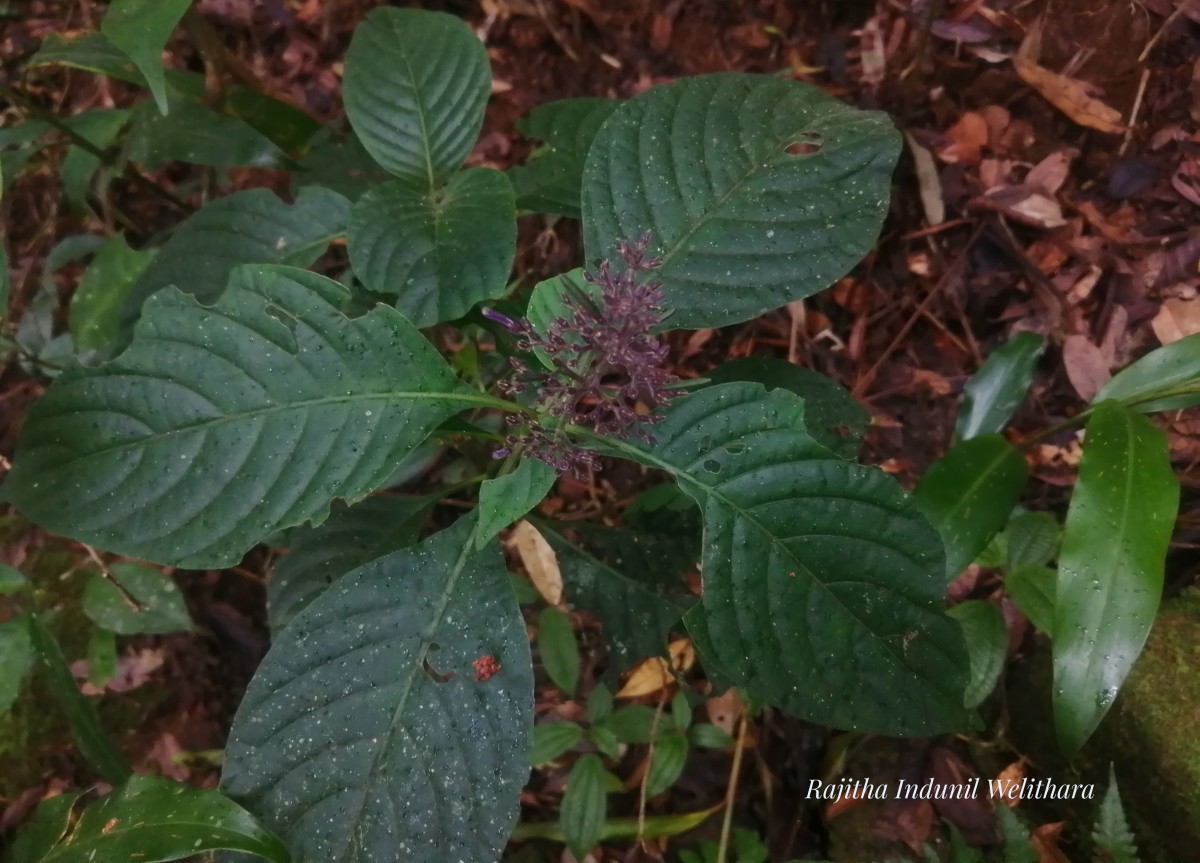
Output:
[{"xmin": 716, "ymin": 703, "xmax": 751, "ymax": 863}]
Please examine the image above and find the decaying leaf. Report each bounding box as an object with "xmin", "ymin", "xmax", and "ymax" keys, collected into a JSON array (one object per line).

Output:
[
  {"xmin": 1013, "ymin": 56, "xmax": 1125, "ymax": 134},
  {"xmin": 1063, "ymin": 335, "xmax": 1111, "ymax": 401},
  {"xmin": 973, "ymin": 184, "xmax": 1066, "ymax": 228},
  {"xmin": 71, "ymin": 648, "xmax": 165, "ymax": 695},
  {"xmin": 905, "ymin": 133, "xmax": 945, "ymax": 225},
  {"xmin": 508, "ymin": 520, "xmax": 563, "ymax": 606},
  {"xmin": 938, "ymin": 111, "xmax": 989, "ymax": 165},
  {"xmin": 615, "ymin": 638, "xmax": 695, "ymax": 698},
  {"xmin": 1151, "ymin": 297, "xmax": 1200, "ymax": 344},
  {"xmin": 1172, "ymin": 158, "xmax": 1200, "ymax": 208}
]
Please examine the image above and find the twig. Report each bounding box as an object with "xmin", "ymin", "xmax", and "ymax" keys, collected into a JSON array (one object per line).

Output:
[
  {"xmin": 716, "ymin": 707, "xmax": 751, "ymax": 863},
  {"xmin": 82, "ymin": 545, "xmax": 145, "ymax": 611},
  {"xmin": 1138, "ymin": 0, "xmax": 1196, "ymax": 63},
  {"xmin": 636, "ymin": 686, "xmax": 671, "ymax": 845},
  {"xmin": 1118, "ymin": 68, "xmax": 1151, "ymax": 158}
]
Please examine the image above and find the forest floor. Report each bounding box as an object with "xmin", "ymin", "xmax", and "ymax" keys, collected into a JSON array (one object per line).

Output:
[{"xmin": 2, "ymin": 0, "xmax": 1200, "ymax": 861}]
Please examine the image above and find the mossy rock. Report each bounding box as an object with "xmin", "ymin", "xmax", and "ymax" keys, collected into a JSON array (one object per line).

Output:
[{"xmin": 1006, "ymin": 591, "xmax": 1200, "ymax": 862}]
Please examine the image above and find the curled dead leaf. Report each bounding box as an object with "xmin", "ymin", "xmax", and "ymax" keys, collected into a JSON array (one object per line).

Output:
[
  {"xmin": 615, "ymin": 638, "xmax": 695, "ymax": 698},
  {"xmin": 1152, "ymin": 298, "xmax": 1200, "ymax": 344},
  {"xmin": 1063, "ymin": 335, "xmax": 1112, "ymax": 401},
  {"xmin": 1013, "ymin": 57, "xmax": 1125, "ymax": 134},
  {"xmin": 507, "ymin": 520, "xmax": 562, "ymax": 605}
]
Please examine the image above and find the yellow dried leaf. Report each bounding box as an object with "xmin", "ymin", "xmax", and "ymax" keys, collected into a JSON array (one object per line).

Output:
[
  {"xmin": 1013, "ymin": 57, "xmax": 1125, "ymax": 134},
  {"xmin": 615, "ymin": 638, "xmax": 695, "ymax": 698},
  {"xmin": 507, "ymin": 520, "xmax": 562, "ymax": 606}
]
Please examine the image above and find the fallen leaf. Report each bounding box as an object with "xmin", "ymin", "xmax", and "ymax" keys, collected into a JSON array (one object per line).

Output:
[
  {"xmin": 72, "ymin": 648, "xmax": 165, "ymax": 695},
  {"xmin": 1063, "ymin": 335, "xmax": 1111, "ymax": 401},
  {"xmin": 1026, "ymin": 148, "xmax": 1078, "ymax": 195},
  {"xmin": 615, "ymin": 638, "xmax": 695, "ymax": 698},
  {"xmin": 1172, "ymin": 158, "xmax": 1200, "ymax": 208},
  {"xmin": 1013, "ymin": 56, "xmax": 1125, "ymax": 134},
  {"xmin": 979, "ymin": 105, "xmax": 1012, "ymax": 146},
  {"xmin": 704, "ymin": 688, "xmax": 744, "ymax": 734},
  {"xmin": 508, "ymin": 520, "xmax": 562, "ymax": 606},
  {"xmin": 1152, "ymin": 298, "xmax": 1200, "ymax": 344},
  {"xmin": 993, "ymin": 760, "xmax": 1027, "ymax": 807},
  {"xmin": 974, "ymin": 185, "xmax": 1066, "ymax": 228},
  {"xmin": 1031, "ymin": 821, "xmax": 1072, "ymax": 863},
  {"xmin": 905, "ymin": 133, "xmax": 945, "ymax": 225},
  {"xmin": 938, "ymin": 111, "xmax": 990, "ymax": 165}
]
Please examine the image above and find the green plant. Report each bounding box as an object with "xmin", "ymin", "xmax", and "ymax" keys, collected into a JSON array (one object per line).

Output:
[{"xmin": 1, "ymin": 3, "xmax": 1196, "ymax": 862}]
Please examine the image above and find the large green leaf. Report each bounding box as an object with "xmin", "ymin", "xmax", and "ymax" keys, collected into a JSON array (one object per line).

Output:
[
  {"xmin": 510, "ymin": 98, "xmax": 619, "ymax": 218},
  {"xmin": 343, "ymin": 8, "xmax": 490, "ymax": 188},
  {"xmin": 38, "ymin": 774, "xmax": 290, "ymax": 863},
  {"xmin": 955, "ymin": 332, "xmax": 1045, "ymax": 440},
  {"xmin": 118, "ymin": 186, "xmax": 349, "ymax": 333},
  {"xmin": 581, "ymin": 73, "xmax": 900, "ymax": 329},
  {"xmin": 595, "ymin": 383, "xmax": 972, "ymax": 734},
  {"xmin": 2, "ymin": 265, "xmax": 498, "ymax": 568},
  {"xmin": 1053, "ymin": 401, "xmax": 1178, "ymax": 756},
  {"xmin": 222, "ymin": 517, "xmax": 533, "ymax": 863},
  {"xmin": 1093, "ymin": 333, "xmax": 1200, "ymax": 413},
  {"xmin": 347, "ymin": 169, "xmax": 516, "ymax": 326},
  {"xmin": 268, "ymin": 495, "xmax": 435, "ymax": 630},
  {"xmin": 916, "ymin": 435, "xmax": 1028, "ymax": 581},
  {"xmin": 7, "ymin": 792, "xmax": 83, "ymax": 863},
  {"xmin": 100, "ymin": 0, "xmax": 193, "ymax": 114}
]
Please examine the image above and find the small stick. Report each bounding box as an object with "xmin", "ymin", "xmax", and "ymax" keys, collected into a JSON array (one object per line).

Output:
[
  {"xmin": 1118, "ymin": 68, "xmax": 1151, "ymax": 158},
  {"xmin": 1139, "ymin": 0, "xmax": 1196, "ymax": 62}
]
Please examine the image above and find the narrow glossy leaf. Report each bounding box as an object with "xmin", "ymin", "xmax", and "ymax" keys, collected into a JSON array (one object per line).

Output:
[
  {"xmin": 602, "ymin": 704, "xmax": 657, "ymax": 744},
  {"xmin": 343, "ymin": 7, "xmax": 490, "ymax": 187},
  {"xmin": 514, "ymin": 806, "xmax": 717, "ymax": 842},
  {"xmin": 222, "ymin": 518, "xmax": 533, "ymax": 863},
  {"xmin": 560, "ymin": 753, "xmax": 607, "ymax": 859},
  {"xmin": 0, "ymin": 563, "xmax": 24, "ymax": 594},
  {"xmin": 510, "ymin": 98, "xmax": 619, "ymax": 218},
  {"xmin": 1006, "ymin": 510, "xmax": 1059, "ymax": 570},
  {"xmin": 125, "ymin": 97, "xmax": 284, "ymax": 168},
  {"xmin": 268, "ymin": 495, "xmax": 434, "ymax": 630},
  {"xmin": 1094, "ymin": 332, "xmax": 1200, "ymax": 413},
  {"xmin": 538, "ymin": 606, "xmax": 580, "ymax": 695},
  {"xmin": 995, "ymin": 806, "xmax": 1037, "ymax": 863},
  {"xmin": 645, "ymin": 731, "xmax": 689, "ymax": 796},
  {"xmin": 348, "ymin": 169, "xmax": 516, "ymax": 326},
  {"xmin": 87, "ymin": 626, "xmax": 118, "ymax": 688},
  {"xmin": 946, "ymin": 601, "xmax": 1007, "ymax": 708},
  {"xmin": 1092, "ymin": 765, "xmax": 1139, "ymax": 863},
  {"xmin": 916, "ymin": 435, "xmax": 1028, "ymax": 581},
  {"xmin": 1005, "ymin": 566, "xmax": 1056, "ymax": 635},
  {"xmin": 537, "ymin": 523, "xmax": 694, "ymax": 682},
  {"xmin": 705, "ymin": 356, "xmax": 869, "ymax": 459},
  {"xmin": 3, "ymin": 265, "xmax": 492, "ymax": 568},
  {"xmin": 8, "ymin": 792, "xmax": 83, "ymax": 863},
  {"xmin": 582, "ymin": 73, "xmax": 900, "ymax": 329},
  {"xmin": 601, "ymin": 383, "xmax": 973, "ymax": 735},
  {"xmin": 1053, "ymin": 401, "xmax": 1178, "ymax": 756},
  {"xmin": 26, "ymin": 611, "xmax": 131, "ymax": 783},
  {"xmin": 0, "ymin": 613, "xmax": 33, "ymax": 712},
  {"xmin": 530, "ymin": 721, "xmax": 584, "ymax": 765},
  {"xmin": 82, "ymin": 564, "xmax": 192, "ymax": 635},
  {"xmin": 100, "ymin": 0, "xmax": 193, "ymax": 114},
  {"xmin": 476, "ymin": 459, "xmax": 556, "ymax": 550},
  {"xmin": 39, "ymin": 774, "xmax": 290, "ymax": 863},
  {"xmin": 70, "ymin": 235, "xmax": 152, "ymax": 352},
  {"xmin": 955, "ymin": 332, "xmax": 1045, "ymax": 440},
  {"xmin": 119, "ymin": 186, "xmax": 349, "ymax": 331}
]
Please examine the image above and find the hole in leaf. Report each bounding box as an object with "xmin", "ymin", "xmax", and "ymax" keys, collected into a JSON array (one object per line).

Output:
[
  {"xmin": 725, "ymin": 444, "xmax": 746, "ymax": 455},
  {"xmin": 422, "ymin": 643, "xmax": 455, "ymax": 683},
  {"xmin": 703, "ymin": 459, "xmax": 722, "ymax": 474},
  {"xmin": 785, "ymin": 134, "xmax": 823, "ymax": 156}
]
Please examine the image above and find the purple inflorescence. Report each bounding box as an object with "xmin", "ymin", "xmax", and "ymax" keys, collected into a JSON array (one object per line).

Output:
[{"xmin": 485, "ymin": 234, "xmax": 678, "ymax": 476}]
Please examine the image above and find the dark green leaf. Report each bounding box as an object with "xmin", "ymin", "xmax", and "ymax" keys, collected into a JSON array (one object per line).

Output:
[
  {"xmin": 587, "ymin": 683, "xmax": 613, "ymax": 723},
  {"xmin": 1092, "ymin": 765, "xmax": 1139, "ymax": 863},
  {"xmin": 40, "ymin": 774, "xmax": 290, "ymax": 863},
  {"xmin": 268, "ymin": 495, "xmax": 434, "ymax": 630},
  {"xmin": 100, "ymin": 0, "xmax": 193, "ymax": 114},
  {"xmin": 530, "ymin": 722, "xmax": 583, "ymax": 765},
  {"xmin": 476, "ymin": 459, "xmax": 556, "ymax": 550},
  {"xmin": 124, "ymin": 97, "xmax": 284, "ymax": 168},
  {"xmin": 645, "ymin": 731, "xmax": 689, "ymax": 796},
  {"xmin": 688, "ymin": 723, "xmax": 733, "ymax": 749},
  {"xmin": 222, "ymin": 518, "xmax": 533, "ymax": 862},
  {"xmin": 948, "ymin": 824, "xmax": 986, "ymax": 863},
  {"xmin": 26, "ymin": 611, "xmax": 130, "ymax": 783},
  {"xmin": 69, "ymin": 235, "xmax": 152, "ymax": 352},
  {"xmin": 348, "ymin": 169, "xmax": 517, "ymax": 326},
  {"xmin": 705, "ymin": 356, "xmax": 868, "ymax": 459},
  {"xmin": 603, "ymin": 705, "xmax": 657, "ymax": 744},
  {"xmin": 7, "ymin": 792, "xmax": 83, "ymax": 863},
  {"xmin": 1053, "ymin": 401, "xmax": 1178, "ymax": 756},
  {"xmin": 538, "ymin": 606, "xmax": 580, "ymax": 695},
  {"xmin": 955, "ymin": 332, "xmax": 1045, "ymax": 440},
  {"xmin": 86, "ymin": 626, "xmax": 118, "ymax": 689},
  {"xmin": 4, "ymin": 265, "xmax": 492, "ymax": 568},
  {"xmin": 82, "ymin": 563, "xmax": 192, "ymax": 635},
  {"xmin": 510, "ymin": 98, "xmax": 619, "ymax": 218},
  {"xmin": 589, "ymin": 724, "xmax": 620, "ymax": 758},
  {"xmin": 582, "ymin": 73, "xmax": 900, "ymax": 329},
  {"xmin": 523, "ymin": 268, "xmax": 594, "ymax": 368},
  {"xmin": 61, "ymin": 109, "xmax": 130, "ymax": 208},
  {"xmin": 0, "ymin": 563, "xmax": 25, "ymax": 594},
  {"xmin": 601, "ymin": 383, "xmax": 973, "ymax": 735},
  {"xmin": 224, "ymin": 87, "xmax": 321, "ymax": 155},
  {"xmin": 946, "ymin": 601, "xmax": 1007, "ymax": 708},
  {"xmin": 1005, "ymin": 566, "xmax": 1056, "ymax": 635},
  {"xmin": 995, "ymin": 806, "xmax": 1037, "ymax": 863},
  {"xmin": 670, "ymin": 690, "xmax": 692, "ymax": 730},
  {"xmin": 29, "ymin": 32, "xmax": 143, "ymax": 82},
  {"xmin": 1006, "ymin": 510, "xmax": 1059, "ymax": 570},
  {"xmin": 560, "ymin": 753, "xmax": 607, "ymax": 859},
  {"xmin": 292, "ymin": 129, "xmax": 392, "ymax": 201},
  {"xmin": 0, "ymin": 613, "xmax": 33, "ymax": 712},
  {"xmin": 1094, "ymin": 333, "xmax": 1200, "ymax": 413},
  {"xmin": 916, "ymin": 434, "xmax": 1028, "ymax": 581},
  {"xmin": 119, "ymin": 186, "xmax": 349, "ymax": 331},
  {"xmin": 343, "ymin": 8, "xmax": 490, "ymax": 187}
]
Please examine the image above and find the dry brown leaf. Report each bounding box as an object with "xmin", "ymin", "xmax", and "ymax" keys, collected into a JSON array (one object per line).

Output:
[
  {"xmin": 938, "ymin": 111, "xmax": 989, "ymax": 165},
  {"xmin": 615, "ymin": 638, "xmax": 695, "ymax": 698},
  {"xmin": 1026, "ymin": 148, "xmax": 1078, "ymax": 195},
  {"xmin": 1013, "ymin": 56, "xmax": 1126, "ymax": 134},
  {"xmin": 1063, "ymin": 335, "xmax": 1111, "ymax": 401},
  {"xmin": 1152, "ymin": 298, "xmax": 1200, "ymax": 344},
  {"xmin": 508, "ymin": 520, "xmax": 562, "ymax": 606},
  {"xmin": 1191, "ymin": 58, "xmax": 1200, "ymax": 122},
  {"xmin": 704, "ymin": 688, "xmax": 744, "ymax": 734},
  {"xmin": 1031, "ymin": 821, "xmax": 1072, "ymax": 863},
  {"xmin": 980, "ymin": 104, "xmax": 1012, "ymax": 146},
  {"xmin": 975, "ymin": 185, "xmax": 1066, "ymax": 228},
  {"xmin": 993, "ymin": 760, "xmax": 1027, "ymax": 807},
  {"xmin": 905, "ymin": 132, "xmax": 945, "ymax": 225},
  {"xmin": 72, "ymin": 648, "xmax": 165, "ymax": 696},
  {"xmin": 1172, "ymin": 158, "xmax": 1200, "ymax": 208}
]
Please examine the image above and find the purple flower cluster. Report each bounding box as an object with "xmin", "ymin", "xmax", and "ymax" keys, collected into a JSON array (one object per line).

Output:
[{"xmin": 484, "ymin": 234, "xmax": 677, "ymax": 476}]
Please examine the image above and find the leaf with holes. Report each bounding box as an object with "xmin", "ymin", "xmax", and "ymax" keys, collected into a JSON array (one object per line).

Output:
[
  {"xmin": 221, "ymin": 517, "xmax": 533, "ymax": 863},
  {"xmin": 582, "ymin": 73, "xmax": 900, "ymax": 329},
  {"xmin": 343, "ymin": 8, "xmax": 490, "ymax": 187},
  {"xmin": 510, "ymin": 98, "xmax": 619, "ymax": 218},
  {"xmin": 2, "ymin": 265, "xmax": 497, "ymax": 568},
  {"xmin": 593, "ymin": 383, "xmax": 973, "ymax": 735},
  {"xmin": 347, "ymin": 169, "xmax": 516, "ymax": 326}
]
